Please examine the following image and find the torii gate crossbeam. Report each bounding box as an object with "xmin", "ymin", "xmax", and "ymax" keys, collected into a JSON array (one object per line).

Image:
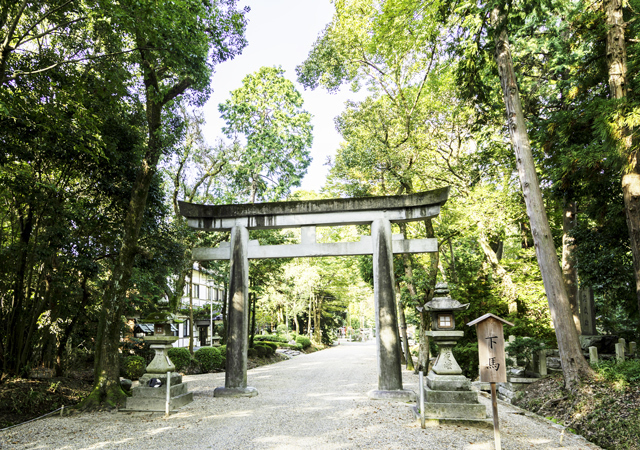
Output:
[{"xmin": 179, "ymin": 187, "xmax": 449, "ymax": 400}]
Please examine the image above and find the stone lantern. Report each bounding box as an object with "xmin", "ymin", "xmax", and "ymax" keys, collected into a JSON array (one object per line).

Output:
[
  {"xmin": 419, "ymin": 283, "xmax": 487, "ymax": 423},
  {"xmin": 141, "ymin": 308, "xmax": 182, "ymax": 378},
  {"xmin": 211, "ymin": 332, "xmax": 222, "ymax": 347},
  {"xmin": 425, "ymin": 283, "xmax": 469, "ymax": 376},
  {"xmin": 124, "ymin": 303, "xmax": 193, "ymax": 413}
]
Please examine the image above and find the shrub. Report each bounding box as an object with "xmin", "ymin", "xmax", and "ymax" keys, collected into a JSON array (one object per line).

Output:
[
  {"xmin": 295, "ymin": 336, "xmax": 311, "ymax": 349},
  {"xmin": 254, "ymin": 342, "xmax": 276, "ymax": 357},
  {"xmin": 255, "ymin": 334, "xmax": 289, "ymax": 343},
  {"xmin": 261, "ymin": 342, "xmax": 278, "ymax": 352},
  {"xmin": 167, "ymin": 347, "xmax": 192, "ymax": 373},
  {"xmin": 195, "ymin": 347, "xmax": 224, "ymax": 372},
  {"xmin": 505, "ymin": 337, "xmax": 547, "ymax": 369},
  {"xmin": 122, "ymin": 355, "xmax": 146, "ymax": 380},
  {"xmin": 253, "ymin": 345, "xmax": 268, "ymax": 357}
]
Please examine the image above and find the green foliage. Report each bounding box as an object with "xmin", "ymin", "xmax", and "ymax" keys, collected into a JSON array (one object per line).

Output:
[
  {"xmin": 295, "ymin": 336, "xmax": 311, "ymax": 349},
  {"xmin": 219, "ymin": 66, "xmax": 313, "ymax": 202},
  {"xmin": 253, "ymin": 342, "xmax": 276, "ymax": 357},
  {"xmin": 260, "ymin": 342, "xmax": 278, "ymax": 352},
  {"xmin": 194, "ymin": 347, "xmax": 225, "ymax": 372},
  {"xmin": 167, "ymin": 347, "xmax": 193, "ymax": 373},
  {"xmin": 505, "ymin": 337, "xmax": 547, "ymax": 369},
  {"xmin": 121, "ymin": 338, "xmax": 154, "ymax": 364},
  {"xmin": 593, "ymin": 360, "xmax": 640, "ymax": 385},
  {"xmin": 255, "ymin": 335, "xmax": 289, "ymax": 344},
  {"xmin": 452, "ymin": 341, "xmax": 479, "ymax": 380},
  {"xmin": 121, "ymin": 356, "xmax": 146, "ymax": 380}
]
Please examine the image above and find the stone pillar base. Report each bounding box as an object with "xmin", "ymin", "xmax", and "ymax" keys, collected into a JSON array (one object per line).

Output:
[
  {"xmin": 367, "ymin": 389, "xmax": 416, "ymax": 401},
  {"xmin": 214, "ymin": 386, "xmax": 258, "ymax": 398}
]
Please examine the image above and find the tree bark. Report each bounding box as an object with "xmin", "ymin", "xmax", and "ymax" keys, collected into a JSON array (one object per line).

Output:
[
  {"xmin": 396, "ymin": 289, "xmax": 414, "ymax": 370},
  {"xmin": 605, "ymin": 0, "xmax": 640, "ymax": 319},
  {"xmin": 250, "ymin": 293, "xmax": 257, "ymax": 348},
  {"xmin": 561, "ymin": 200, "xmax": 580, "ymax": 333},
  {"xmin": 492, "ymin": 7, "xmax": 591, "ymax": 389},
  {"xmin": 189, "ymin": 272, "xmax": 194, "ymax": 354}
]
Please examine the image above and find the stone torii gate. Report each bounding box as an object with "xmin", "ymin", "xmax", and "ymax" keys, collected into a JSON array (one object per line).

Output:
[{"xmin": 179, "ymin": 187, "xmax": 449, "ymax": 400}]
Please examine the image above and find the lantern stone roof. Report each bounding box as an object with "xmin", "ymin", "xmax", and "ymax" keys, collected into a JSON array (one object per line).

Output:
[{"xmin": 424, "ymin": 296, "xmax": 469, "ymax": 312}]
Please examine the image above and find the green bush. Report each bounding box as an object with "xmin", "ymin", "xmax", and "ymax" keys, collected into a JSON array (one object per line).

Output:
[
  {"xmin": 122, "ymin": 355, "xmax": 146, "ymax": 380},
  {"xmin": 247, "ymin": 348, "xmax": 257, "ymax": 358},
  {"xmin": 256, "ymin": 341, "xmax": 278, "ymax": 352},
  {"xmin": 254, "ymin": 342, "xmax": 276, "ymax": 357},
  {"xmin": 195, "ymin": 347, "xmax": 224, "ymax": 372},
  {"xmin": 167, "ymin": 347, "xmax": 192, "ymax": 372},
  {"xmin": 255, "ymin": 334, "xmax": 289, "ymax": 343},
  {"xmin": 258, "ymin": 340, "xmax": 301, "ymax": 351},
  {"xmin": 295, "ymin": 335, "xmax": 311, "ymax": 349},
  {"xmin": 505, "ymin": 337, "xmax": 547, "ymax": 369}
]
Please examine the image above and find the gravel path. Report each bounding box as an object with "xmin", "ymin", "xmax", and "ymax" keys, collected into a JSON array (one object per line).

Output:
[{"xmin": 1, "ymin": 341, "xmax": 600, "ymax": 449}]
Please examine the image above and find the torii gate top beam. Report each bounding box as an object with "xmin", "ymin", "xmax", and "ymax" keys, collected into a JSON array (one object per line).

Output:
[{"xmin": 178, "ymin": 187, "xmax": 450, "ymax": 231}]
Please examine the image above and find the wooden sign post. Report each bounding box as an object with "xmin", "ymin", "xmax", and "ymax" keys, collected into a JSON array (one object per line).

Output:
[{"xmin": 467, "ymin": 313, "xmax": 514, "ymax": 450}]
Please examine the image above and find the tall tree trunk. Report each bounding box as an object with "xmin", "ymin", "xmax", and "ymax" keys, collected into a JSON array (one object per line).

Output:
[
  {"xmin": 189, "ymin": 273, "xmax": 194, "ymax": 354},
  {"xmin": 249, "ymin": 293, "xmax": 257, "ymax": 348},
  {"xmin": 492, "ymin": 7, "xmax": 592, "ymax": 389},
  {"xmin": 308, "ymin": 297, "xmax": 312, "ymax": 338},
  {"xmin": 4, "ymin": 207, "xmax": 33, "ymax": 375},
  {"xmin": 314, "ymin": 296, "xmax": 322, "ymax": 343},
  {"xmin": 606, "ymin": 0, "xmax": 640, "ymax": 319},
  {"xmin": 562, "ymin": 200, "xmax": 580, "ymax": 333},
  {"xmin": 448, "ymin": 240, "xmax": 457, "ymax": 283},
  {"xmin": 396, "ymin": 287, "xmax": 414, "ymax": 370},
  {"xmin": 81, "ymin": 58, "xmax": 192, "ymax": 408},
  {"xmin": 221, "ymin": 283, "xmax": 228, "ymax": 344}
]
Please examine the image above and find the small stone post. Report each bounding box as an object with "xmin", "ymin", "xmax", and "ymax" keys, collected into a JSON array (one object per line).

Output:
[
  {"xmin": 630, "ymin": 342, "xmax": 637, "ymax": 358},
  {"xmin": 615, "ymin": 342, "xmax": 626, "ymax": 363},
  {"xmin": 589, "ymin": 346, "xmax": 598, "ymax": 364},
  {"xmin": 535, "ymin": 350, "xmax": 547, "ymax": 377}
]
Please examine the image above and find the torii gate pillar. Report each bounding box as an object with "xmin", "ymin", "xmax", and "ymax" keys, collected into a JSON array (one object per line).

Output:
[
  {"xmin": 213, "ymin": 225, "xmax": 257, "ymax": 397},
  {"xmin": 369, "ymin": 219, "xmax": 414, "ymax": 400}
]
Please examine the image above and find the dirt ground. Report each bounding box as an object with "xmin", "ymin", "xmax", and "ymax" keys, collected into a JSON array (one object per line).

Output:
[
  {"xmin": 0, "ymin": 352, "xmax": 293, "ymax": 430},
  {"xmin": 512, "ymin": 373, "xmax": 640, "ymax": 450}
]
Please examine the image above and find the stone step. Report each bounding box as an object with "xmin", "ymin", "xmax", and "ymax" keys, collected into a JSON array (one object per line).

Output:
[
  {"xmin": 124, "ymin": 392, "xmax": 193, "ymax": 412},
  {"xmin": 421, "ymin": 401, "xmax": 486, "ymax": 420},
  {"xmin": 131, "ymin": 382, "xmax": 189, "ymax": 398},
  {"xmin": 424, "ymin": 388, "xmax": 479, "ymax": 404}
]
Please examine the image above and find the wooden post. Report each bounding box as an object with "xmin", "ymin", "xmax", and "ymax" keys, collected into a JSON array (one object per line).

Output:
[
  {"xmin": 467, "ymin": 313, "xmax": 514, "ymax": 450},
  {"xmin": 490, "ymin": 382, "xmax": 501, "ymax": 449}
]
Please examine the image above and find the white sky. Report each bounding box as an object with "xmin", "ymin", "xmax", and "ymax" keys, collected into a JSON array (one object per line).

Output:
[{"xmin": 201, "ymin": 0, "xmax": 361, "ymax": 193}]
